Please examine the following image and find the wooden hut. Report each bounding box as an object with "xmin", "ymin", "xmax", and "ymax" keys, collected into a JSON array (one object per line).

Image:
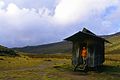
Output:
[{"xmin": 64, "ymin": 28, "xmax": 110, "ymax": 71}]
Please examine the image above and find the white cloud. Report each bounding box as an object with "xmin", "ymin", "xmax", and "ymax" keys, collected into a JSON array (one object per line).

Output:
[
  {"xmin": 0, "ymin": 1, "xmax": 4, "ymax": 9},
  {"xmin": 0, "ymin": 3, "xmax": 57, "ymax": 47},
  {"xmin": 0, "ymin": 0, "xmax": 120, "ymax": 47},
  {"xmin": 3, "ymin": 0, "xmax": 59, "ymax": 10},
  {"xmin": 54, "ymin": 0, "xmax": 119, "ymax": 24}
]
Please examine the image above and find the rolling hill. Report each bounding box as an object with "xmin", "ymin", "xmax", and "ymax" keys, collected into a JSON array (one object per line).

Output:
[
  {"xmin": 13, "ymin": 41, "xmax": 72, "ymax": 54},
  {"xmin": 13, "ymin": 32, "xmax": 120, "ymax": 54},
  {"xmin": 0, "ymin": 45, "xmax": 17, "ymax": 56},
  {"xmin": 105, "ymin": 33, "xmax": 120, "ymax": 54},
  {"xmin": 102, "ymin": 32, "xmax": 120, "ymax": 38}
]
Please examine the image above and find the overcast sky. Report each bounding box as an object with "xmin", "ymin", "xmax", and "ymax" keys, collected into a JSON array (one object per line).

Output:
[{"xmin": 0, "ymin": 0, "xmax": 120, "ymax": 48}]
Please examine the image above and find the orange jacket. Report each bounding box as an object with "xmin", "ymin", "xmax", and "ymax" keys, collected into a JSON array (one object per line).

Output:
[{"xmin": 81, "ymin": 49, "xmax": 87, "ymax": 58}]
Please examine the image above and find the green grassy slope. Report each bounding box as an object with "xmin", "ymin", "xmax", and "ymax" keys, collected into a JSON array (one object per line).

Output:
[
  {"xmin": 105, "ymin": 35, "xmax": 120, "ymax": 54},
  {"xmin": 0, "ymin": 45, "xmax": 17, "ymax": 56}
]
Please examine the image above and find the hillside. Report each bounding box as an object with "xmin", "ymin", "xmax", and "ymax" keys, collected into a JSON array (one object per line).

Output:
[
  {"xmin": 0, "ymin": 45, "xmax": 17, "ymax": 56},
  {"xmin": 13, "ymin": 41, "xmax": 72, "ymax": 54},
  {"xmin": 105, "ymin": 34, "xmax": 120, "ymax": 54},
  {"xmin": 13, "ymin": 32, "xmax": 120, "ymax": 54},
  {"xmin": 102, "ymin": 32, "xmax": 120, "ymax": 38}
]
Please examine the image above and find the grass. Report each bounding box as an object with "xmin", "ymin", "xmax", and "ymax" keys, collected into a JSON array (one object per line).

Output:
[
  {"xmin": 22, "ymin": 53, "xmax": 72, "ymax": 59},
  {"xmin": 0, "ymin": 53, "xmax": 119, "ymax": 80},
  {"xmin": 105, "ymin": 35, "xmax": 120, "ymax": 54}
]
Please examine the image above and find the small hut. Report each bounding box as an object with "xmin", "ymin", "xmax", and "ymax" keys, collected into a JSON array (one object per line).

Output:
[{"xmin": 64, "ymin": 28, "xmax": 110, "ymax": 71}]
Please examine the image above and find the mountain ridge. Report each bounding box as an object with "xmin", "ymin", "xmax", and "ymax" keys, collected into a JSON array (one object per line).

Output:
[
  {"xmin": 101, "ymin": 32, "xmax": 120, "ymax": 38},
  {"xmin": 13, "ymin": 32, "xmax": 120, "ymax": 54},
  {"xmin": 13, "ymin": 41, "xmax": 72, "ymax": 54}
]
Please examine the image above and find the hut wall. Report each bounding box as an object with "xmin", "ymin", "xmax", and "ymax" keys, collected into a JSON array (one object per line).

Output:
[
  {"xmin": 87, "ymin": 40, "xmax": 105, "ymax": 67},
  {"xmin": 72, "ymin": 41, "xmax": 86, "ymax": 66},
  {"xmin": 87, "ymin": 41, "xmax": 95, "ymax": 67},
  {"xmin": 72, "ymin": 41, "xmax": 80, "ymax": 65},
  {"xmin": 72, "ymin": 39, "xmax": 105, "ymax": 67},
  {"xmin": 93, "ymin": 41, "xmax": 104, "ymax": 67}
]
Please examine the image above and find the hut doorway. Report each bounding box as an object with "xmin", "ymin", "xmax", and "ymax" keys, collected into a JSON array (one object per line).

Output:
[{"xmin": 74, "ymin": 42, "xmax": 88, "ymax": 71}]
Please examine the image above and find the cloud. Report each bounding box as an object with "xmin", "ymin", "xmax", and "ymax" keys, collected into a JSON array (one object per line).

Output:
[
  {"xmin": 54, "ymin": 0, "xmax": 118, "ymax": 24},
  {"xmin": 0, "ymin": 2, "xmax": 73, "ymax": 47},
  {"xmin": 0, "ymin": 3, "xmax": 56, "ymax": 47},
  {"xmin": 0, "ymin": 0, "xmax": 120, "ymax": 47},
  {"xmin": 3, "ymin": 0, "xmax": 59, "ymax": 10},
  {"xmin": 0, "ymin": 0, "xmax": 4, "ymax": 9},
  {"xmin": 54, "ymin": 0, "xmax": 120, "ymax": 35}
]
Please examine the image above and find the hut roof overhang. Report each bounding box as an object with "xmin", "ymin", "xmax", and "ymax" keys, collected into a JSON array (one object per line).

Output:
[{"xmin": 64, "ymin": 28, "xmax": 110, "ymax": 43}]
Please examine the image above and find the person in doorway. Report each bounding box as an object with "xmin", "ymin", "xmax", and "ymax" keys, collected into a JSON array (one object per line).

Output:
[
  {"xmin": 74, "ymin": 47, "xmax": 87, "ymax": 71},
  {"xmin": 81, "ymin": 47, "xmax": 87, "ymax": 64}
]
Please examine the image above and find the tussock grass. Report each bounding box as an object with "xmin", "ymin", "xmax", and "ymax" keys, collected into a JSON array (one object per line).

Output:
[
  {"xmin": 22, "ymin": 53, "xmax": 72, "ymax": 59},
  {"xmin": 0, "ymin": 53, "xmax": 119, "ymax": 80}
]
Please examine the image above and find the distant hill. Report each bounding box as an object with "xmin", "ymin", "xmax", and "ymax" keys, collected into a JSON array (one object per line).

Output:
[
  {"xmin": 13, "ymin": 32, "xmax": 120, "ymax": 54},
  {"xmin": 101, "ymin": 32, "xmax": 120, "ymax": 38},
  {"xmin": 0, "ymin": 45, "xmax": 17, "ymax": 56},
  {"xmin": 13, "ymin": 41, "xmax": 72, "ymax": 54},
  {"xmin": 105, "ymin": 33, "xmax": 120, "ymax": 54},
  {"xmin": 99, "ymin": 32, "xmax": 120, "ymax": 54}
]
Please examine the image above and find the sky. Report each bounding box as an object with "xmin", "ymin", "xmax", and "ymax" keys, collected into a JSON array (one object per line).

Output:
[{"xmin": 0, "ymin": 0, "xmax": 120, "ymax": 48}]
